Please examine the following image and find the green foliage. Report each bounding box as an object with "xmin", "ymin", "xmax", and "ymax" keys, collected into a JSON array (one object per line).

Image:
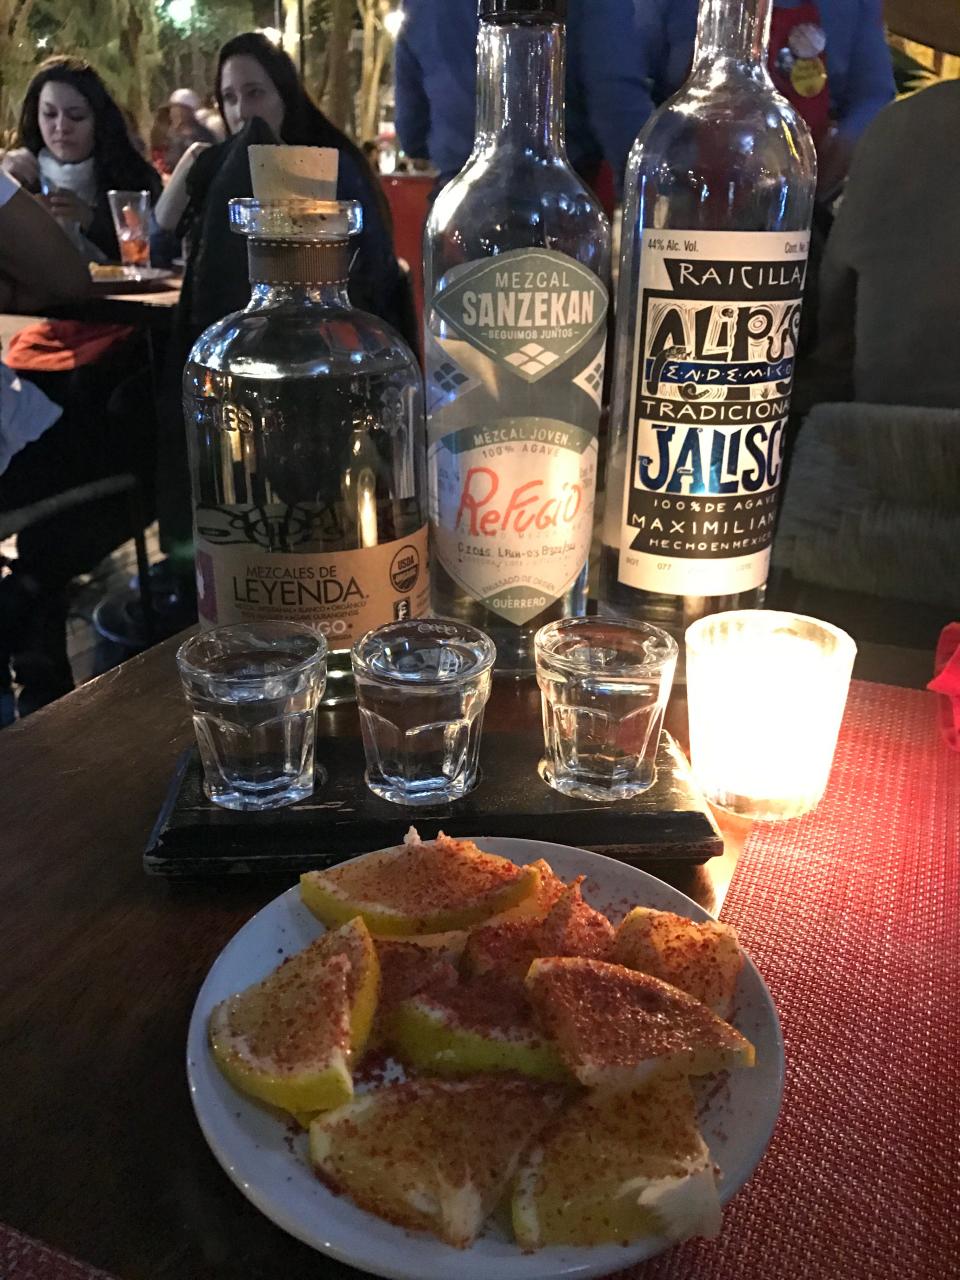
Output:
[
  {"xmin": 0, "ymin": 0, "xmax": 258, "ymax": 141},
  {"xmin": 0, "ymin": 0, "xmax": 163, "ymax": 139},
  {"xmin": 1, "ymin": 0, "xmax": 43, "ymax": 142},
  {"xmin": 155, "ymin": 0, "xmax": 255, "ymax": 107}
]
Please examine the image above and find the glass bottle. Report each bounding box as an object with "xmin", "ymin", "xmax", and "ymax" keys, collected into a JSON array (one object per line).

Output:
[
  {"xmin": 183, "ymin": 199, "xmax": 430, "ymax": 703},
  {"xmin": 423, "ymin": 0, "xmax": 610, "ymax": 674},
  {"xmin": 599, "ymin": 0, "xmax": 816, "ymax": 646}
]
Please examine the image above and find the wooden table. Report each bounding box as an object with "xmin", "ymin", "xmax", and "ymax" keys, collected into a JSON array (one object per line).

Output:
[
  {"xmin": 62, "ymin": 278, "xmax": 182, "ymax": 328},
  {"xmin": 0, "ymin": 628, "xmax": 936, "ymax": 1280}
]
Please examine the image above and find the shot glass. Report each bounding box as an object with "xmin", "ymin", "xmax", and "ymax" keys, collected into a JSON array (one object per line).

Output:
[
  {"xmin": 535, "ymin": 617, "xmax": 678, "ymax": 802},
  {"xmin": 685, "ymin": 610, "xmax": 856, "ymax": 821},
  {"xmin": 107, "ymin": 189, "xmax": 152, "ymax": 268},
  {"xmin": 176, "ymin": 622, "xmax": 327, "ymax": 812},
  {"xmin": 351, "ymin": 618, "xmax": 496, "ymax": 806}
]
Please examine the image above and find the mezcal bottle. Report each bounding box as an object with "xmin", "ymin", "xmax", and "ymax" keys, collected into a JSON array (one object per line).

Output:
[
  {"xmin": 599, "ymin": 0, "xmax": 816, "ymax": 643},
  {"xmin": 183, "ymin": 199, "xmax": 430, "ymax": 703},
  {"xmin": 424, "ymin": 0, "xmax": 610, "ymax": 674}
]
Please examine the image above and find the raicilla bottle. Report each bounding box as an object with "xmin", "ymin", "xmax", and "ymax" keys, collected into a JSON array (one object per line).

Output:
[
  {"xmin": 183, "ymin": 197, "xmax": 430, "ymax": 703},
  {"xmin": 599, "ymin": 0, "xmax": 816, "ymax": 647},
  {"xmin": 423, "ymin": 0, "xmax": 610, "ymax": 674}
]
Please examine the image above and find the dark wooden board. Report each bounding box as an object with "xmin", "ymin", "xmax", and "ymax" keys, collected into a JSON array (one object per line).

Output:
[{"xmin": 144, "ymin": 728, "xmax": 723, "ymax": 876}]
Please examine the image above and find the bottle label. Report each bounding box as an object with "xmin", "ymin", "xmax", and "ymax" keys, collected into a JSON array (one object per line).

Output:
[
  {"xmin": 193, "ymin": 514, "xmax": 430, "ymax": 646},
  {"xmin": 427, "ymin": 248, "xmax": 607, "ymax": 625},
  {"xmin": 616, "ymin": 229, "xmax": 809, "ymax": 597}
]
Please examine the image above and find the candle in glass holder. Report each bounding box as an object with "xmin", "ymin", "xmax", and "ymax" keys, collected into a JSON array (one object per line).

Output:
[{"xmin": 685, "ymin": 611, "xmax": 856, "ymax": 821}]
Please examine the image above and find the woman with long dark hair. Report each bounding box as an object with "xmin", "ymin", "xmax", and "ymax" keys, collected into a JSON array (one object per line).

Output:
[
  {"xmin": 156, "ymin": 32, "xmax": 410, "ymax": 342},
  {"xmin": 2, "ymin": 56, "xmax": 161, "ymax": 260}
]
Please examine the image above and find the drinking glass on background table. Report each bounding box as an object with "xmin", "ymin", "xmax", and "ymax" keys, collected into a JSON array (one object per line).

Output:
[
  {"xmin": 685, "ymin": 610, "xmax": 857, "ymax": 821},
  {"xmin": 176, "ymin": 622, "xmax": 327, "ymax": 812},
  {"xmin": 107, "ymin": 189, "xmax": 152, "ymax": 267},
  {"xmin": 351, "ymin": 618, "xmax": 496, "ymax": 806},
  {"xmin": 535, "ymin": 617, "xmax": 678, "ymax": 802}
]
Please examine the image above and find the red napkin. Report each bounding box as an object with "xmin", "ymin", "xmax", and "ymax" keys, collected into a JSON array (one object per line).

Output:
[
  {"xmin": 4, "ymin": 320, "xmax": 134, "ymax": 372},
  {"xmin": 927, "ymin": 621, "xmax": 960, "ymax": 750}
]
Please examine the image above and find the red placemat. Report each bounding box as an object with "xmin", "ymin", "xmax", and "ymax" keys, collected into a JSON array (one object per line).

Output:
[
  {"xmin": 0, "ymin": 1223, "xmax": 119, "ymax": 1280},
  {"xmin": 615, "ymin": 681, "xmax": 959, "ymax": 1280}
]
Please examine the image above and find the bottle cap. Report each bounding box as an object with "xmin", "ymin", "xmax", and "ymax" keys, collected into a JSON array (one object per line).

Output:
[{"xmin": 479, "ymin": 0, "xmax": 566, "ymax": 23}]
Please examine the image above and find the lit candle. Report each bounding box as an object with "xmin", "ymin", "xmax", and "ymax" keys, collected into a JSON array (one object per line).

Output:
[{"xmin": 685, "ymin": 611, "xmax": 857, "ymax": 821}]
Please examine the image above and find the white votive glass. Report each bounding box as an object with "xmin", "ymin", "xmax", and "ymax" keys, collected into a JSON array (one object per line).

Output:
[{"xmin": 685, "ymin": 610, "xmax": 856, "ymax": 821}]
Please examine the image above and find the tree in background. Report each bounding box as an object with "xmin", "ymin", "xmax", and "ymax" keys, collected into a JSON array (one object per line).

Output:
[
  {"xmin": 1, "ymin": 0, "xmax": 162, "ymax": 139},
  {"xmin": 1, "ymin": 0, "xmax": 44, "ymax": 142},
  {"xmin": 318, "ymin": 0, "xmax": 353, "ymax": 131},
  {"xmin": 356, "ymin": 0, "xmax": 390, "ymax": 142},
  {"xmin": 0, "ymin": 0, "xmax": 400, "ymax": 147},
  {"xmin": 157, "ymin": 0, "xmax": 255, "ymax": 105}
]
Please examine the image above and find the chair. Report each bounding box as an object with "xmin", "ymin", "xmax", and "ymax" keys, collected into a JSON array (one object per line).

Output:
[
  {"xmin": 773, "ymin": 401, "xmax": 960, "ymax": 610},
  {"xmin": 0, "ymin": 474, "xmax": 155, "ymax": 646}
]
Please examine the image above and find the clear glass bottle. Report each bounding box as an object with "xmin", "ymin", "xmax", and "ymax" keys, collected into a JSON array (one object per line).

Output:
[
  {"xmin": 423, "ymin": 0, "xmax": 610, "ymax": 674},
  {"xmin": 183, "ymin": 199, "xmax": 430, "ymax": 703},
  {"xmin": 599, "ymin": 0, "xmax": 816, "ymax": 646}
]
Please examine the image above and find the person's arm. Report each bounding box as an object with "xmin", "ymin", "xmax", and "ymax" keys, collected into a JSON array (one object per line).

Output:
[
  {"xmin": 394, "ymin": 25, "xmax": 431, "ymax": 160},
  {"xmin": 833, "ymin": 0, "xmax": 896, "ymax": 143},
  {"xmin": 155, "ymin": 141, "xmax": 211, "ymax": 231},
  {"xmin": 0, "ymin": 147, "xmax": 39, "ymax": 190},
  {"xmin": 0, "ymin": 179, "xmax": 91, "ymax": 312}
]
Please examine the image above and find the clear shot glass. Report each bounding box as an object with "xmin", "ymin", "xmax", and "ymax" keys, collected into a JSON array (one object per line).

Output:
[
  {"xmin": 535, "ymin": 617, "xmax": 678, "ymax": 802},
  {"xmin": 351, "ymin": 618, "xmax": 496, "ymax": 806},
  {"xmin": 176, "ymin": 622, "xmax": 327, "ymax": 812}
]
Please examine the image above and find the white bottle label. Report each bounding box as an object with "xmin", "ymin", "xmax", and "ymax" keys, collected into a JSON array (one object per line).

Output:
[
  {"xmin": 427, "ymin": 248, "xmax": 607, "ymax": 625},
  {"xmin": 194, "ymin": 512, "xmax": 430, "ymax": 646},
  {"xmin": 617, "ymin": 229, "xmax": 809, "ymax": 597}
]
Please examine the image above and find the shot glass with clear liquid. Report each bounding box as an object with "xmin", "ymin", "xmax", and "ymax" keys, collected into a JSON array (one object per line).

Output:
[
  {"xmin": 535, "ymin": 617, "xmax": 678, "ymax": 802},
  {"xmin": 176, "ymin": 622, "xmax": 327, "ymax": 812},
  {"xmin": 351, "ymin": 618, "xmax": 496, "ymax": 806}
]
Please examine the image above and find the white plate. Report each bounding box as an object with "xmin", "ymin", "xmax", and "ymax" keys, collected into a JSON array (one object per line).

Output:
[
  {"xmin": 187, "ymin": 838, "xmax": 783, "ymax": 1280},
  {"xmin": 89, "ymin": 266, "xmax": 176, "ymax": 292}
]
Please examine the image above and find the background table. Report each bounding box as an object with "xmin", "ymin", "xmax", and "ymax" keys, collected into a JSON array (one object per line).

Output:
[{"xmin": 0, "ymin": 630, "xmax": 949, "ymax": 1280}]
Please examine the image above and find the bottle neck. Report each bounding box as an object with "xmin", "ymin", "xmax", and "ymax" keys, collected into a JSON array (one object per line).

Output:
[
  {"xmin": 692, "ymin": 0, "xmax": 772, "ymax": 75},
  {"xmin": 474, "ymin": 20, "xmax": 565, "ymax": 157},
  {"xmin": 246, "ymin": 239, "xmax": 351, "ymax": 308},
  {"xmin": 247, "ymin": 280, "xmax": 351, "ymax": 310}
]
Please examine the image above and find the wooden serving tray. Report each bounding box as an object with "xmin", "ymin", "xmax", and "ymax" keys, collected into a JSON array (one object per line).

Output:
[{"xmin": 144, "ymin": 729, "xmax": 722, "ymax": 877}]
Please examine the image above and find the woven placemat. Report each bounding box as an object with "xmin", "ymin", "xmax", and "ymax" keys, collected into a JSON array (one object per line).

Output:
[
  {"xmin": 0, "ymin": 1223, "xmax": 118, "ymax": 1280},
  {"xmin": 615, "ymin": 681, "xmax": 959, "ymax": 1280}
]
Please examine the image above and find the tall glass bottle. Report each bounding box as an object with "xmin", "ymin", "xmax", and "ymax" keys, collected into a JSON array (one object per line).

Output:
[
  {"xmin": 599, "ymin": 0, "xmax": 816, "ymax": 644},
  {"xmin": 424, "ymin": 0, "xmax": 610, "ymax": 674},
  {"xmin": 183, "ymin": 199, "xmax": 430, "ymax": 703}
]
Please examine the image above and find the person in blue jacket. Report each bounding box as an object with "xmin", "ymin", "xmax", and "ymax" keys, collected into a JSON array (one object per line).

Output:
[
  {"xmin": 396, "ymin": 0, "xmax": 894, "ymax": 202},
  {"xmin": 630, "ymin": 0, "xmax": 895, "ymax": 198},
  {"xmin": 395, "ymin": 0, "xmax": 651, "ymax": 194}
]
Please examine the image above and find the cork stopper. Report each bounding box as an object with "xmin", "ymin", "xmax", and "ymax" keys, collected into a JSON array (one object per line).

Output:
[
  {"xmin": 248, "ymin": 144, "xmax": 338, "ymax": 201},
  {"xmin": 231, "ymin": 144, "xmax": 354, "ymax": 284}
]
